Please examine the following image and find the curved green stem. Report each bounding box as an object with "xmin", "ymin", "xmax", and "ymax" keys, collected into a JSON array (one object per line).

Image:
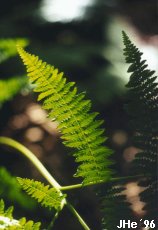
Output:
[
  {"xmin": 0, "ymin": 136, "xmax": 90, "ymax": 230},
  {"xmin": 0, "ymin": 136, "xmax": 61, "ymax": 191}
]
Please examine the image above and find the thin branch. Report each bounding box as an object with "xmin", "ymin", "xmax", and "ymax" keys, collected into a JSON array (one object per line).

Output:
[
  {"xmin": 60, "ymin": 175, "xmax": 145, "ymax": 191},
  {"xmin": 47, "ymin": 210, "xmax": 61, "ymax": 230},
  {"xmin": 67, "ymin": 202, "xmax": 90, "ymax": 230}
]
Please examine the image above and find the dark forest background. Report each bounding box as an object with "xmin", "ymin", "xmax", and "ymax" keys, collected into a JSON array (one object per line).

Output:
[{"xmin": 0, "ymin": 0, "xmax": 158, "ymax": 229}]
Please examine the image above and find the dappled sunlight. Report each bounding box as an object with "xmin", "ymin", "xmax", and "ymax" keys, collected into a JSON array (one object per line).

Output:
[
  {"xmin": 25, "ymin": 103, "xmax": 59, "ymax": 136},
  {"xmin": 24, "ymin": 127, "xmax": 44, "ymax": 142},
  {"xmin": 9, "ymin": 114, "xmax": 29, "ymax": 129},
  {"xmin": 40, "ymin": 0, "xmax": 95, "ymax": 22},
  {"xmin": 123, "ymin": 146, "xmax": 141, "ymax": 163},
  {"xmin": 112, "ymin": 130, "xmax": 128, "ymax": 146},
  {"xmin": 125, "ymin": 182, "xmax": 146, "ymax": 216},
  {"xmin": 25, "ymin": 103, "xmax": 47, "ymax": 125}
]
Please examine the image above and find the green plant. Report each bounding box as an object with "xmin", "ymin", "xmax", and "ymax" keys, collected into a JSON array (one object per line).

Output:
[
  {"xmin": 122, "ymin": 31, "xmax": 158, "ymax": 225},
  {"xmin": 0, "ymin": 167, "xmax": 35, "ymax": 210},
  {"xmin": 0, "ymin": 76, "xmax": 28, "ymax": 107},
  {"xmin": 0, "ymin": 38, "xmax": 28, "ymax": 64},
  {"xmin": 0, "ymin": 38, "xmax": 34, "ymax": 213},
  {"xmin": 0, "ymin": 32, "xmax": 157, "ymax": 229},
  {"xmin": 101, "ymin": 32, "xmax": 158, "ymax": 230},
  {"xmin": 0, "ymin": 199, "xmax": 40, "ymax": 229},
  {"xmin": 0, "ymin": 41, "xmax": 114, "ymax": 228},
  {"xmin": 0, "ymin": 38, "xmax": 29, "ymax": 107}
]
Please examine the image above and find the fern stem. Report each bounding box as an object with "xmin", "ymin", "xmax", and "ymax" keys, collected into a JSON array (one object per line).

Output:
[
  {"xmin": 67, "ymin": 202, "xmax": 90, "ymax": 230},
  {"xmin": 0, "ymin": 136, "xmax": 61, "ymax": 191},
  {"xmin": 0, "ymin": 136, "xmax": 66, "ymax": 211},
  {"xmin": 61, "ymin": 183, "xmax": 84, "ymax": 190},
  {"xmin": 61, "ymin": 175, "xmax": 145, "ymax": 191},
  {"xmin": 47, "ymin": 210, "xmax": 61, "ymax": 230},
  {"xmin": 0, "ymin": 136, "xmax": 91, "ymax": 230}
]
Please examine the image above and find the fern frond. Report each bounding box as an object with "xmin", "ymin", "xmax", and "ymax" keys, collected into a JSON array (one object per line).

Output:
[
  {"xmin": 122, "ymin": 30, "xmax": 158, "ymax": 173},
  {"xmin": 0, "ymin": 167, "xmax": 35, "ymax": 209},
  {"xmin": 0, "ymin": 38, "xmax": 29, "ymax": 63},
  {"xmin": 17, "ymin": 177, "xmax": 66, "ymax": 210},
  {"xmin": 0, "ymin": 76, "xmax": 27, "ymax": 106},
  {"xmin": 17, "ymin": 46, "xmax": 113, "ymax": 185},
  {"xmin": 122, "ymin": 31, "xmax": 158, "ymax": 223},
  {"xmin": 100, "ymin": 182, "xmax": 134, "ymax": 230},
  {"xmin": 0, "ymin": 199, "xmax": 40, "ymax": 229}
]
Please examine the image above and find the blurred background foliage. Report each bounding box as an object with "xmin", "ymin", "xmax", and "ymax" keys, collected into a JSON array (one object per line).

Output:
[{"xmin": 0, "ymin": 0, "xmax": 158, "ymax": 229}]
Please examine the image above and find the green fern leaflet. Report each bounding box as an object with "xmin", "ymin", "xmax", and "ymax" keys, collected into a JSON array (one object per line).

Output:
[
  {"xmin": 17, "ymin": 178, "xmax": 66, "ymax": 210},
  {"xmin": 0, "ymin": 199, "xmax": 40, "ymax": 230},
  {"xmin": 17, "ymin": 46, "xmax": 113, "ymax": 185}
]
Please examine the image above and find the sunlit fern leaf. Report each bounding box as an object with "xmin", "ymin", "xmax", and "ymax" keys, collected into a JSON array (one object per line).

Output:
[
  {"xmin": 0, "ymin": 199, "xmax": 40, "ymax": 230},
  {"xmin": 17, "ymin": 178, "xmax": 66, "ymax": 210},
  {"xmin": 17, "ymin": 46, "xmax": 113, "ymax": 185},
  {"xmin": 0, "ymin": 38, "xmax": 29, "ymax": 63},
  {"xmin": 0, "ymin": 167, "xmax": 35, "ymax": 210},
  {"xmin": 122, "ymin": 31, "xmax": 158, "ymax": 225},
  {"xmin": 0, "ymin": 76, "xmax": 28, "ymax": 107}
]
